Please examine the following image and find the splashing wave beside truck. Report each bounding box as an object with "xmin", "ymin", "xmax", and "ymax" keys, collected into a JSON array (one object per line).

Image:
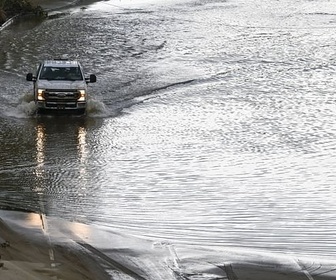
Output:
[{"xmin": 26, "ymin": 60, "xmax": 97, "ymax": 115}]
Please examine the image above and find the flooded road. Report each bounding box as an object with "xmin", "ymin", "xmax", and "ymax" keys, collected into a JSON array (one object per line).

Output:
[{"xmin": 1, "ymin": 0, "xmax": 336, "ymax": 260}]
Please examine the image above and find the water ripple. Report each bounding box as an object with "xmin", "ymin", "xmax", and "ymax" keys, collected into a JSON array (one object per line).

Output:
[{"xmin": 1, "ymin": 0, "xmax": 336, "ymax": 258}]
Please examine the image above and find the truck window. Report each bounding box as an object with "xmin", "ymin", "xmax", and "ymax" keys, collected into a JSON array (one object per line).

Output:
[{"xmin": 39, "ymin": 66, "xmax": 83, "ymax": 81}]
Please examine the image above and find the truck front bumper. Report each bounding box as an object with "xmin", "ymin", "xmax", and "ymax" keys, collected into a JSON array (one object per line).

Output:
[{"xmin": 36, "ymin": 101, "xmax": 86, "ymax": 114}]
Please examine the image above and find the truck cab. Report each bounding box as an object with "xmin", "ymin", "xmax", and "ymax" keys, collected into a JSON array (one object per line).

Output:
[{"xmin": 26, "ymin": 60, "xmax": 96, "ymax": 114}]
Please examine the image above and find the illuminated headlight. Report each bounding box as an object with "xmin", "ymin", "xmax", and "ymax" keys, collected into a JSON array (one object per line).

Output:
[
  {"xmin": 78, "ymin": 90, "xmax": 86, "ymax": 101},
  {"xmin": 37, "ymin": 89, "xmax": 45, "ymax": 101}
]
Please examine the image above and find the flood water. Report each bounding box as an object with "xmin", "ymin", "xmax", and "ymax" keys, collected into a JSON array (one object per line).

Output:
[{"xmin": 1, "ymin": 0, "xmax": 336, "ymax": 259}]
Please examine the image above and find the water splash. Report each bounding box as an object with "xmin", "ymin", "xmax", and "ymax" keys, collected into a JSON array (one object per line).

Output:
[
  {"xmin": 5, "ymin": 93, "xmax": 108, "ymax": 119},
  {"xmin": 17, "ymin": 92, "xmax": 37, "ymax": 117},
  {"xmin": 3, "ymin": 92, "xmax": 37, "ymax": 118},
  {"xmin": 17, "ymin": 101, "xmax": 37, "ymax": 117},
  {"xmin": 19, "ymin": 92, "xmax": 35, "ymax": 103},
  {"xmin": 85, "ymin": 98, "xmax": 108, "ymax": 117}
]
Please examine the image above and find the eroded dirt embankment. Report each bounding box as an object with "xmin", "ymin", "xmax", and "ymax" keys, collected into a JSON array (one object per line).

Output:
[{"xmin": 0, "ymin": 0, "xmax": 45, "ymax": 25}]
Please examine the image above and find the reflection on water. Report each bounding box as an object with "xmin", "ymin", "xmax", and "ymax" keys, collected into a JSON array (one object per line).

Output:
[
  {"xmin": 33, "ymin": 120, "xmax": 90, "ymax": 215},
  {"xmin": 0, "ymin": 115, "xmax": 103, "ymax": 217},
  {"xmin": 77, "ymin": 126, "xmax": 87, "ymax": 153},
  {"xmin": 35, "ymin": 124, "xmax": 45, "ymax": 183},
  {"xmin": 32, "ymin": 124, "xmax": 47, "ymax": 219},
  {"xmin": 1, "ymin": 0, "xmax": 336, "ymax": 259}
]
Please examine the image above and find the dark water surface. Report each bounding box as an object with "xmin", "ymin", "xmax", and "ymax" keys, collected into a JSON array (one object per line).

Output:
[{"xmin": 1, "ymin": 0, "xmax": 336, "ymax": 258}]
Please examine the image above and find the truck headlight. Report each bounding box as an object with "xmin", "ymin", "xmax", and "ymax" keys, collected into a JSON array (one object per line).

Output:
[
  {"xmin": 37, "ymin": 89, "xmax": 45, "ymax": 101},
  {"xmin": 78, "ymin": 90, "xmax": 86, "ymax": 101}
]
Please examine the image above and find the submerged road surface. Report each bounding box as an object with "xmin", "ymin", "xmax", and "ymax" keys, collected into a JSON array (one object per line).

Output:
[{"xmin": 1, "ymin": 0, "xmax": 336, "ymax": 278}]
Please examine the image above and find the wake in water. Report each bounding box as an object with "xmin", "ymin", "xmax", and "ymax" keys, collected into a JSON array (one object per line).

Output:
[
  {"xmin": 3, "ymin": 92, "xmax": 110, "ymax": 119},
  {"xmin": 2, "ymin": 87, "xmax": 163, "ymax": 119}
]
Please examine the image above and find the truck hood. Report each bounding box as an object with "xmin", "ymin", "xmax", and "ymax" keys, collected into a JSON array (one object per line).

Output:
[{"xmin": 37, "ymin": 80, "xmax": 87, "ymax": 90}]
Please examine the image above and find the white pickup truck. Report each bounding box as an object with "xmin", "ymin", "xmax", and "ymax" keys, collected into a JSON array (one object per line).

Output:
[{"xmin": 26, "ymin": 60, "xmax": 96, "ymax": 114}]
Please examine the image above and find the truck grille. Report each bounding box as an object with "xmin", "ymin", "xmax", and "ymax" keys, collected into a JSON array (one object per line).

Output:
[{"xmin": 44, "ymin": 89, "xmax": 80, "ymax": 102}]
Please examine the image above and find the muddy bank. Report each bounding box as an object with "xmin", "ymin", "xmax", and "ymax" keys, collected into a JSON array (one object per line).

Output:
[{"xmin": 0, "ymin": 0, "xmax": 45, "ymax": 25}]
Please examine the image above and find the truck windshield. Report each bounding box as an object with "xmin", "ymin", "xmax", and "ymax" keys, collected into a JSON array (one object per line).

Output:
[{"xmin": 39, "ymin": 66, "xmax": 83, "ymax": 81}]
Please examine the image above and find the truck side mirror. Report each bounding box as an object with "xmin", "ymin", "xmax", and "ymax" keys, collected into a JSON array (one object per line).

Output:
[
  {"xmin": 26, "ymin": 73, "xmax": 33, "ymax": 81},
  {"xmin": 89, "ymin": 74, "xmax": 96, "ymax": 83},
  {"xmin": 85, "ymin": 74, "xmax": 97, "ymax": 83}
]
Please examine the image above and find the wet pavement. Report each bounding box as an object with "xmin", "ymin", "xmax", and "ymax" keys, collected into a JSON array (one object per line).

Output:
[{"xmin": 1, "ymin": 210, "xmax": 336, "ymax": 279}]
